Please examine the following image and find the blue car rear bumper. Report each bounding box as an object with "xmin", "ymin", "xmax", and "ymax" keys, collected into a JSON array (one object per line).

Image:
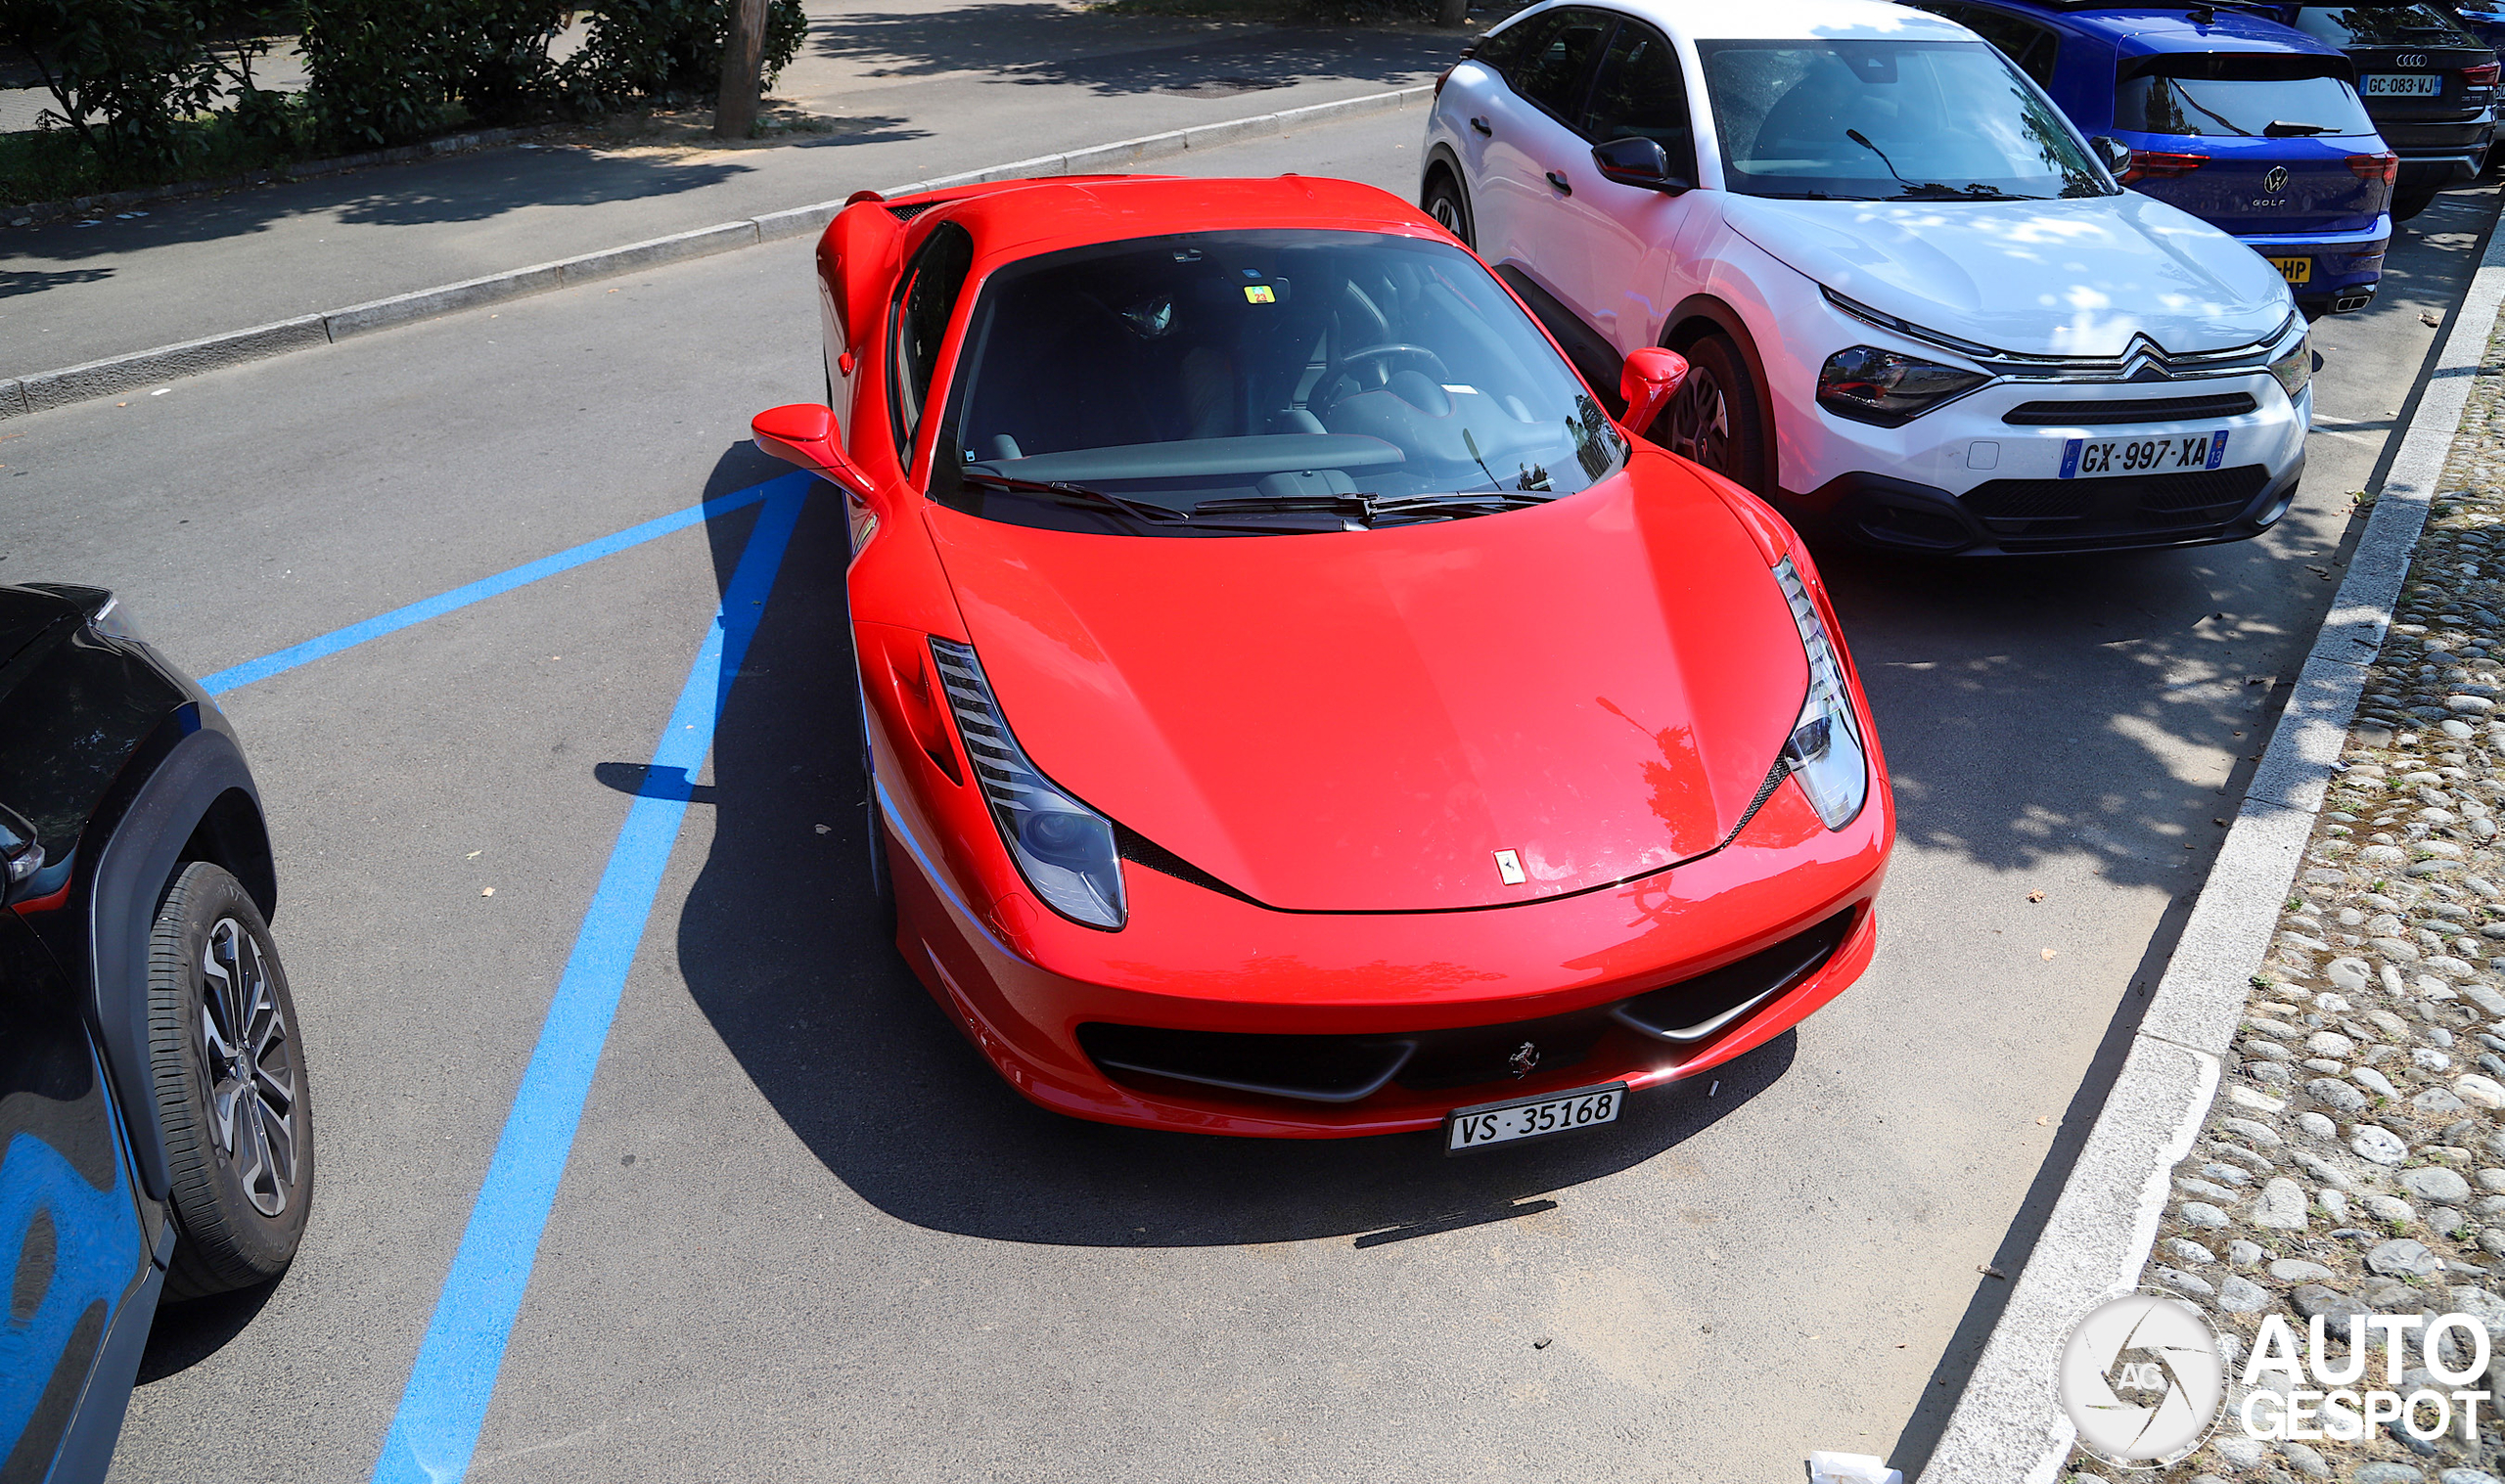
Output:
[{"xmin": 2231, "ymin": 215, "xmax": 2391, "ymax": 313}]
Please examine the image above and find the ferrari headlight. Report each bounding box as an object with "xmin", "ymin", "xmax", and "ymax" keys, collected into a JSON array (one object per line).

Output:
[
  {"xmin": 1815, "ymin": 346, "xmax": 1990, "ymax": 427},
  {"xmin": 2267, "ymin": 326, "xmax": 2312, "ymax": 400},
  {"xmin": 928, "ymin": 638, "xmax": 1127, "ymax": 929},
  {"xmin": 1772, "ymin": 558, "xmax": 1869, "ymax": 832}
]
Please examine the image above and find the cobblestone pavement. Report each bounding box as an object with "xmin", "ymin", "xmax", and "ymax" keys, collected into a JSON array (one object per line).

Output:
[{"xmin": 2075, "ymin": 314, "xmax": 2505, "ymax": 1484}]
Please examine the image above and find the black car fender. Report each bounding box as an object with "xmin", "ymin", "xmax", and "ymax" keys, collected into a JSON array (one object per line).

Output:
[{"xmin": 80, "ymin": 702, "xmax": 270, "ymax": 1202}]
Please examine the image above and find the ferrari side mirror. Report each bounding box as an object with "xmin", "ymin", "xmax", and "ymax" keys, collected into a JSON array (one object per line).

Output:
[
  {"xmin": 1591, "ymin": 136, "xmax": 1693, "ymax": 194},
  {"xmin": 1619, "ymin": 347, "xmax": 1690, "ymax": 435},
  {"xmin": 752, "ymin": 403, "xmax": 875, "ymax": 496}
]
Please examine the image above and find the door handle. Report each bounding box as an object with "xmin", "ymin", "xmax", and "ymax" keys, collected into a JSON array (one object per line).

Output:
[
  {"xmin": 1545, "ymin": 170, "xmax": 1572, "ymax": 195},
  {"xmin": 1470, "ymin": 115, "xmax": 1492, "ymax": 136}
]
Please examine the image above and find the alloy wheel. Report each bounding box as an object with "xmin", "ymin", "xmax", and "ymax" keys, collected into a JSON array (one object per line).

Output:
[
  {"xmin": 1663, "ymin": 365, "xmax": 1731, "ymax": 472},
  {"xmin": 199, "ymin": 917, "xmax": 301, "ymax": 1217}
]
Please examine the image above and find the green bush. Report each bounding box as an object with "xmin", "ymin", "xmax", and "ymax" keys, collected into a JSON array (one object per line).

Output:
[
  {"xmin": 296, "ymin": 0, "xmax": 463, "ymax": 147},
  {"xmin": 452, "ymin": 0, "xmax": 572, "ymax": 125},
  {"xmin": 561, "ymin": 0, "xmax": 805, "ymax": 114},
  {"xmin": 0, "ymin": 0, "xmax": 226, "ymax": 173}
]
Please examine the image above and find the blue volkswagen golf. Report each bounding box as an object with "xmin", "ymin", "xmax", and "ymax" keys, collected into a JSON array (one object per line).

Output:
[{"xmin": 1910, "ymin": 0, "xmax": 2395, "ymax": 315}]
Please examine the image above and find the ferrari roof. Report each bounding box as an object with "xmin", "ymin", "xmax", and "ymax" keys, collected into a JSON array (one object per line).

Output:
[{"xmin": 887, "ymin": 174, "xmax": 1443, "ymax": 259}]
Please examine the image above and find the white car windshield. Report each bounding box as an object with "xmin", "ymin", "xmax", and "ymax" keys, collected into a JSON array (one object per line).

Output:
[
  {"xmin": 1698, "ymin": 38, "xmax": 2111, "ymax": 201},
  {"xmin": 930, "ymin": 230, "xmax": 1626, "ymax": 537}
]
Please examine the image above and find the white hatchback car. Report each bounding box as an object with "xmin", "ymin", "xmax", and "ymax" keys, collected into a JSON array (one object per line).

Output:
[{"xmin": 1421, "ymin": 0, "xmax": 2314, "ymax": 555}]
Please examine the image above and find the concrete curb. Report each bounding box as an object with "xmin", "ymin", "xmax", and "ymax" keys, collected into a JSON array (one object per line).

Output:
[
  {"xmin": 1917, "ymin": 233, "xmax": 2505, "ymax": 1481},
  {"xmin": 0, "ymin": 84, "xmax": 1435, "ymax": 420}
]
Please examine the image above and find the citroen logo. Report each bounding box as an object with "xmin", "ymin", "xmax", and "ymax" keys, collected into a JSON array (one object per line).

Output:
[
  {"xmin": 1493, "ymin": 849, "xmax": 1526, "ymax": 885},
  {"xmin": 1510, "ymin": 1042, "xmax": 1541, "ymax": 1077},
  {"xmin": 2262, "ymin": 165, "xmax": 2290, "ymax": 194},
  {"xmin": 2117, "ymin": 334, "xmax": 2178, "ymax": 382}
]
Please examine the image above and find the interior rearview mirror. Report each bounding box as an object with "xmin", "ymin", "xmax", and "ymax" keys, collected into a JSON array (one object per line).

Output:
[
  {"xmin": 752, "ymin": 403, "xmax": 875, "ymax": 497},
  {"xmin": 1590, "ymin": 136, "xmax": 1693, "ymax": 194},
  {"xmin": 1619, "ymin": 346, "xmax": 1690, "ymax": 436}
]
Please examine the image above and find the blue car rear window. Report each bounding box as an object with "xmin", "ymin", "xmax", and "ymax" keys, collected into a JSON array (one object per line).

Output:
[{"xmin": 2115, "ymin": 61, "xmax": 2376, "ymax": 136}]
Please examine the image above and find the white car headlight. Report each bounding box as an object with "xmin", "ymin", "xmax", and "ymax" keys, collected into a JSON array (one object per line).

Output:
[
  {"xmin": 2267, "ymin": 326, "xmax": 2312, "ymax": 401},
  {"xmin": 928, "ymin": 638, "xmax": 1127, "ymax": 929},
  {"xmin": 1772, "ymin": 558, "xmax": 1870, "ymax": 832}
]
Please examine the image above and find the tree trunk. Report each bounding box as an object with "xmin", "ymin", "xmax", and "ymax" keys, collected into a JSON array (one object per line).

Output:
[
  {"xmin": 714, "ymin": 0, "xmax": 769, "ymax": 140},
  {"xmin": 1437, "ymin": 0, "xmax": 1469, "ymax": 27}
]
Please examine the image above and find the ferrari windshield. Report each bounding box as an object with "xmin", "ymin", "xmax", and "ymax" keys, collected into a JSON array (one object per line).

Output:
[
  {"xmin": 929, "ymin": 230, "xmax": 1625, "ymax": 536},
  {"xmin": 1699, "ymin": 39, "xmax": 2110, "ymax": 201}
]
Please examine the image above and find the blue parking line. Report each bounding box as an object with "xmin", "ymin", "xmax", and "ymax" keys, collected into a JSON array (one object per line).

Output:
[
  {"xmin": 368, "ymin": 481, "xmax": 806, "ymax": 1484},
  {"xmin": 201, "ymin": 472, "xmax": 812, "ymax": 696}
]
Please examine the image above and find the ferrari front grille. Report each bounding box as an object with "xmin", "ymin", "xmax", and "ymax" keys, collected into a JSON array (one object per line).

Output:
[{"xmin": 1076, "ymin": 909, "xmax": 1859, "ymax": 1104}]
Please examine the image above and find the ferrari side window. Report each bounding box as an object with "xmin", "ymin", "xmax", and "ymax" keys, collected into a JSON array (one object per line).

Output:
[{"xmin": 888, "ymin": 222, "xmax": 976, "ymax": 465}]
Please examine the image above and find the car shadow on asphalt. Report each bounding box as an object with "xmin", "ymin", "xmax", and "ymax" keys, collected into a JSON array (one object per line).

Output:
[
  {"xmin": 133, "ymin": 1275, "xmax": 280, "ymax": 1384},
  {"xmin": 807, "ymin": 8, "xmax": 1456, "ymax": 96},
  {"xmin": 665, "ymin": 442, "xmax": 1789, "ymax": 1248}
]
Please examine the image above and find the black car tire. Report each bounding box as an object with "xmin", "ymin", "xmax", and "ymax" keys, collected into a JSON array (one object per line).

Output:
[
  {"xmin": 148, "ymin": 861, "xmax": 313, "ymax": 1300},
  {"xmin": 2392, "ymin": 183, "xmax": 2443, "ymax": 221},
  {"xmin": 1659, "ymin": 333, "xmax": 1773, "ymax": 495},
  {"xmin": 1422, "ymin": 172, "xmax": 1476, "ymax": 251}
]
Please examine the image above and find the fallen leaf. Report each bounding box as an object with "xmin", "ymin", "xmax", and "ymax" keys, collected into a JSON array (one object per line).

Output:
[
  {"xmin": 2027, "ymin": 889, "xmax": 2046, "ymax": 903},
  {"xmin": 814, "ymin": 824, "xmax": 832, "ymax": 834},
  {"xmin": 467, "ymin": 850, "xmax": 481, "ymax": 859},
  {"xmin": 2213, "ymin": 818, "xmax": 2227, "ymax": 826},
  {"xmin": 2041, "ymin": 948, "xmax": 2057, "ymax": 960},
  {"xmin": 481, "ymin": 886, "xmax": 495, "ymax": 896},
  {"xmin": 2423, "ymin": 311, "xmax": 2443, "ymax": 328},
  {"xmin": 2036, "ymin": 1115, "xmax": 2052, "ymax": 1125},
  {"xmin": 1979, "ymin": 1264, "xmax": 2006, "ymax": 1279}
]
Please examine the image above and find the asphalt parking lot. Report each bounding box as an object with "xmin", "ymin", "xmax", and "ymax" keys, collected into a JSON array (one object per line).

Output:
[{"xmin": 4, "ymin": 110, "xmax": 2498, "ymax": 1482}]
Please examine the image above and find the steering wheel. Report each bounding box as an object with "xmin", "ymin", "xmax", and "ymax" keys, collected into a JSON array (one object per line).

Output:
[{"xmin": 1329, "ymin": 342, "xmax": 1452, "ymax": 389}]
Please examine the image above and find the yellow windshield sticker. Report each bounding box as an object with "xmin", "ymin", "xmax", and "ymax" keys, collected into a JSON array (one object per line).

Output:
[{"xmin": 1244, "ymin": 285, "xmax": 1276, "ymax": 304}]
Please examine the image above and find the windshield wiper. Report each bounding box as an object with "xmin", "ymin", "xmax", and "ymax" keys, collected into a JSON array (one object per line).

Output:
[
  {"xmin": 2264, "ymin": 119, "xmax": 2334, "ymax": 136},
  {"xmin": 1192, "ymin": 490, "xmax": 1552, "ymax": 526},
  {"xmin": 958, "ymin": 471, "xmax": 1190, "ymax": 526}
]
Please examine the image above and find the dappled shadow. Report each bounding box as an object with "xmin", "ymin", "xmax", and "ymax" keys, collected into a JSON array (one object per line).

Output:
[
  {"xmin": 0, "ymin": 267, "xmax": 111, "ymax": 298},
  {"xmin": 1814, "ymin": 494, "xmax": 2353, "ymax": 900},
  {"xmin": 809, "ymin": 5, "xmax": 1458, "ymax": 96},
  {"xmin": 2, "ymin": 115, "xmax": 919, "ymax": 266},
  {"xmin": 666, "ymin": 442, "xmax": 1779, "ymax": 1246}
]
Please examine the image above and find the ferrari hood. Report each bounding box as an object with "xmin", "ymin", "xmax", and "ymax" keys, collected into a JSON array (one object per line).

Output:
[
  {"xmin": 1722, "ymin": 193, "xmax": 2292, "ymax": 358},
  {"xmin": 924, "ymin": 455, "xmax": 1811, "ymax": 912}
]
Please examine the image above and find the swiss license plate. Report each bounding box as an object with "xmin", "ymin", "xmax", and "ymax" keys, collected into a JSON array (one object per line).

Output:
[
  {"xmin": 1445, "ymin": 1082, "xmax": 1626, "ymax": 1153},
  {"xmin": 2269, "ymin": 254, "xmax": 2313, "ymax": 285},
  {"xmin": 2061, "ymin": 429, "xmax": 2230, "ymax": 479},
  {"xmin": 2364, "ymin": 72, "xmax": 2442, "ymax": 96}
]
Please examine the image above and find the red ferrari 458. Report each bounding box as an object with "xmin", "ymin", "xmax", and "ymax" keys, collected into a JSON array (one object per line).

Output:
[{"xmin": 750, "ymin": 174, "xmax": 1892, "ymax": 1148}]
